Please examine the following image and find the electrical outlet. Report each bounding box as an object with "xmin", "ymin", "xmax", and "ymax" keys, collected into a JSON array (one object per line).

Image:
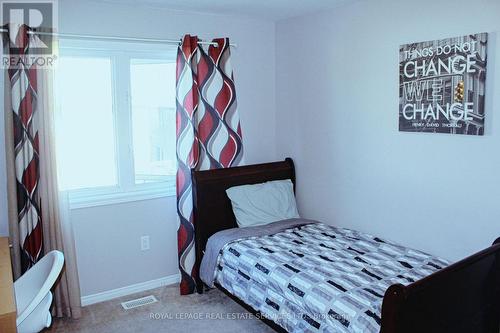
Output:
[{"xmin": 141, "ymin": 236, "xmax": 150, "ymax": 251}]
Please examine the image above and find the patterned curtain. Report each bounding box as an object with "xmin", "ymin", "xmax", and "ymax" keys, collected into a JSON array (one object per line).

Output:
[
  {"xmin": 4, "ymin": 24, "xmax": 44, "ymax": 272},
  {"xmin": 176, "ymin": 34, "xmax": 243, "ymax": 295}
]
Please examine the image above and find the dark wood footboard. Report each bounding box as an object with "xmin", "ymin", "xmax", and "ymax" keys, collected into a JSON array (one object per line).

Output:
[{"xmin": 380, "ymin": 237, "xmax": 500, "ymax": 333}]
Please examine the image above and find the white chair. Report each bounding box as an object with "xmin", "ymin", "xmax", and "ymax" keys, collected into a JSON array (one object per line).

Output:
[{"xmin": 14, "ymin": 250, "xmax": 65, "ymax": 333}]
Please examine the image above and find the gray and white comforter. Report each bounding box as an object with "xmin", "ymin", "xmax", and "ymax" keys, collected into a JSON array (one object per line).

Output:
[{"xmin": 202, "ymin": 220, "xmax": 450, "ymax": 333}]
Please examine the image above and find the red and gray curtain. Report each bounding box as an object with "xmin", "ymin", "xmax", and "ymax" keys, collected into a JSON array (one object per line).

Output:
[
  {"xmin": 4, "ymin": 24, "xmax": 44, "ymax": 273},
  {"xmin": 4, "ymin": 24, "xmax": 82, "ymax": 318},
  {"xmin": 176, "ymin": 34, "xmax": 243, "ymax": 295}
]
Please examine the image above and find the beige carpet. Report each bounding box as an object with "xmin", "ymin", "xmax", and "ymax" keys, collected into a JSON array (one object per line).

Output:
[{"xmin": 46, "ymin": 284, "xmax": 275, "ymax": 333}]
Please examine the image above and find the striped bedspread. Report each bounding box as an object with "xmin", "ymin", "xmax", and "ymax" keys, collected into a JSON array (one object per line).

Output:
[{"xmin": 213, "ymin": 223, "xmax": 450, "ymax": 332}]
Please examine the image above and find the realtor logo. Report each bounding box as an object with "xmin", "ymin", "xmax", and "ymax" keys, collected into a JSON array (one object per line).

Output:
[
  {"xmin": 2, "ymin": 0, "xmax": 55, "ymax": 54},
  {"xmin": 1, "ymin": 0, "xmax": 57, "ymax": 67}
]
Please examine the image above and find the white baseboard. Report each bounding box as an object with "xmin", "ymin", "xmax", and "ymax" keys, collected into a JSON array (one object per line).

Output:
[{"xmin": 81, "ymin": 273, "xmax": 180, "ymax": 306}]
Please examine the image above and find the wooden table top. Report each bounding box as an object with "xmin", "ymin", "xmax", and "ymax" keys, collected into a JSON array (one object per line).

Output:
[{"xmin": 0, "ymin": 237, "xmax": 17, "ymax": 325}]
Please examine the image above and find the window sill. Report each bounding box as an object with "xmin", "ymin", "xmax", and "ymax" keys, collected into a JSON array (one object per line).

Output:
[{"xmin": 69, "ymin": 186, "xmax": 176, "ymax": 210}]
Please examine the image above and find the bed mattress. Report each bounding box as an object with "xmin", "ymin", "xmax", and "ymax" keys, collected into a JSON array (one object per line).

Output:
[{"xmin": 209, "ymin": 222, "xmax": 449, "ymax": 333}]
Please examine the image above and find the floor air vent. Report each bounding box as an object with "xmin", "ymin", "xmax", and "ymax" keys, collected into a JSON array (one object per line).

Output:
[{"xmin": 121, "ymin": 295, "xmax": 158, "ymax": 310}]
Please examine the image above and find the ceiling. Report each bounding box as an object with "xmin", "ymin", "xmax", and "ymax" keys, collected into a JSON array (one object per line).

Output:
[{"xmin": 97, "ymin": 0, "xmax": 354, "ymax": 21}]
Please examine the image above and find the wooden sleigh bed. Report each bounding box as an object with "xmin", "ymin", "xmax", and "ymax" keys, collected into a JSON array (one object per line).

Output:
[{"xmin": 191, "ymin": 158, "xmax": 500, "ymax": 333}]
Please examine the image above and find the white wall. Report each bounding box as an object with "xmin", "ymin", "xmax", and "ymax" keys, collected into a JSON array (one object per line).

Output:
[
  {"xmin": 70, "ymin": 198, "xmax": 179, "ymax": 296},
  {"xmin": 276, "ymin": 0, "xmax": 500, "ymax": 262},
  {"xmin": 57, "ymin": 0, "xmax": 277, "ymax": 296}
]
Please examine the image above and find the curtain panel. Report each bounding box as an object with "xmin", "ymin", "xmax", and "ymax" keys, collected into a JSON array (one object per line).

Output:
[
  {"xmin": 37, "ymin": 68, "xmax": 82, "ymax": 319},
  {"xmin": 4, "ymin": 24, "xmax": 44, "ymax": 272},
  {"xmin": 176, "ymin": 34, "xmax": 243, "ymax": 295},
  {"xmin": 4, "ymin": 24, "xmax": 82, "ymax": 318}
]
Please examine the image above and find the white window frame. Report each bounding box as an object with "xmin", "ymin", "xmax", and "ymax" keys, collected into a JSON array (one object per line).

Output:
[{"xmin": 57, "ymin": 39, "xmax": 177, "ymax": 209}]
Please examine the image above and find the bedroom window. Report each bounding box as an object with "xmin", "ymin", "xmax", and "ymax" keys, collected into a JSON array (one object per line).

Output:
[
  {"xmin": 130, "ymin": 59, "xmax": 177, "ymax": 185},
  {"xmin": 55, "ymin": 40, "xmax": 177, "ymax": 208},
  {"xmin": 56, "ymin": 56, "xmax": 117, "ymax": 191}
]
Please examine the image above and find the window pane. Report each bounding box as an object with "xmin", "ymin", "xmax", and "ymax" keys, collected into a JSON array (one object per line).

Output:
[
  {"xmin": 55, "ymin": 56, "xmax": 117, "ymax": 190},
  {"xmin": 130, "ymin": 59, "xmax": 176, "ymax": 184}
]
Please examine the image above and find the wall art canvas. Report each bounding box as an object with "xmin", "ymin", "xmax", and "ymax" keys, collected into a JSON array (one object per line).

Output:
[{"xmin": 399, "ymin": 33, "xmax": 488, "ymax": 135}]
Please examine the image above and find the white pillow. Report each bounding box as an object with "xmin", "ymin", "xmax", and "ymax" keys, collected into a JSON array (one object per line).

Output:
[{"xmin": 226, "ymin": 179, "xmax": 300, "ymax": 228}]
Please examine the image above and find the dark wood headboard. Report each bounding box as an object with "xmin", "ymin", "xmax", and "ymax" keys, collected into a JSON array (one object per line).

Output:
[{"xmin": 191, "ymin": 158, "xmax": 295, "ymax": 292}]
